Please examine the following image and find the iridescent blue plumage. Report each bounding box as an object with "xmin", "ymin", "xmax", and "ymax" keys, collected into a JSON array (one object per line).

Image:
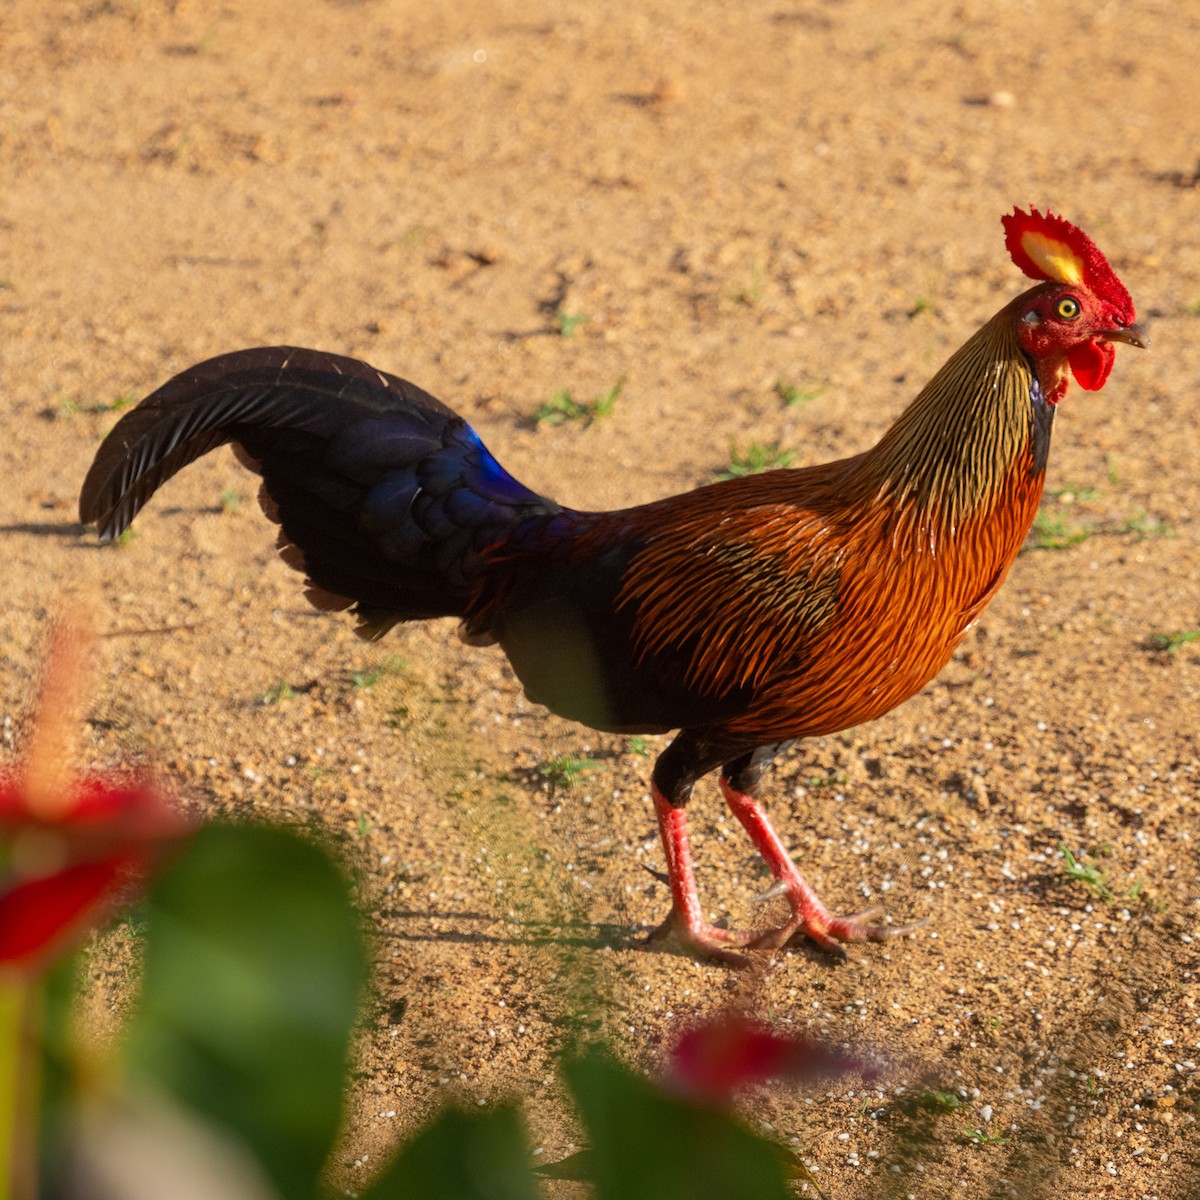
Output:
[{"xmin": 79, "ymin": 346, "xmax": 561, "ymax": 624}]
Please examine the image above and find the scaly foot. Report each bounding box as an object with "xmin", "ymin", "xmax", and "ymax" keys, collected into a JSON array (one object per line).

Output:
[
  {"xmin": 648, "ymin": 778, "xmax": 919, "ymax": 965},
  {"xmin": 645, "ymin": 907, "xmax": 760, "ymax": 967},
  {"xmin": 748, "ymin": 883, "xmax": 919, "ymax": 955}
]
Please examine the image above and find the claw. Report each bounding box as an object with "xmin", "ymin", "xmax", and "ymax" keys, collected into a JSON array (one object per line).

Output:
[
  {"xmin": 825, "ymin": 910, "xmax": 928, "ymax": 943},
  {"xmin": 781, "ymin": 910, "xmax": 927, "ymax": 953},
  {"xmin": 838, "ymin": 907, "xmax": 883, "ymax": 926},
  {"xmin": 864, "ymin": 915, "xmax": 928, "ymax": 941},
  {"xmin": 744, "ymin": 891, "xmax": 924, "ymax": 957},
  {"xmin": 753, "ymin": 878, "xmax": 790, "ymax": 904}
]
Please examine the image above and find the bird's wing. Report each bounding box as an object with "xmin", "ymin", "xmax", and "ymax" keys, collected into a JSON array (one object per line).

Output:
[
  {"xmin": 614, "ymin": 482, "xmax": 846, "ymax": 698},
  {"xmin": 80, "ymin": 346, "xmax": 559, "ymax": 633}
]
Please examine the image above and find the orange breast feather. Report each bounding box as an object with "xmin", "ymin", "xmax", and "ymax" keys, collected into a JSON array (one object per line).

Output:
[{"xmin": 617, "ymin": 439, "xmax": 1045, "ymax": 745}]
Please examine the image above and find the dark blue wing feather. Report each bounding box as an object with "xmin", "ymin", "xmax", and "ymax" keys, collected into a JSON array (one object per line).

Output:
[{"xmin": 80, "ymin": 346, "xmax": 560, "ymax": 630}]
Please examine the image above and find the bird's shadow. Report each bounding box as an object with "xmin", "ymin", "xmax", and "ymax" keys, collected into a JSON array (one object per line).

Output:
[
  {"xmin": 5, "ymin": 505, "xmax": 236, "ymax": 544},
  {"xmin": 377, "ymin": 906, "xmax": 635, "ymax": 952},
  {"xmin": 377, "ymin": 904, "xmax": 850, "ymax": 967},
  {"xmin": 2, "ymin": 520, "xmax": 89, "ymax": 539}
]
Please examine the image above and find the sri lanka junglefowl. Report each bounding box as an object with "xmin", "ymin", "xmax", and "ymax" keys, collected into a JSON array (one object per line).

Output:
[{"xmin": 80, "ymin": 208, "xmax": 1146, "ymax": 963}]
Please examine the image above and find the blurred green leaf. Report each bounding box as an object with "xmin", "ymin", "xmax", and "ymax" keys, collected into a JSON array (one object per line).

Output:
[
  {"xmin": 563, "ymin": 1049, "xmax": 792, "ymax": 1200},
  {"xmin": 35, "ymin": 953, "xmax": 84, "ymax": 1191},
  {"xmin": 534, "ymin": 1146, "xmax": 593, "ymax": 1180},
  {"xmin": 536, "ymin": 1142, "xmax": 824, "ymax": 1194},
  {"xmin": 122, "ymin": 823, "xmax": 366, "ymax": 1200},
  {"xmin": 361, "ymin": 1103, "xmax": 540, "ymax": 1200}
]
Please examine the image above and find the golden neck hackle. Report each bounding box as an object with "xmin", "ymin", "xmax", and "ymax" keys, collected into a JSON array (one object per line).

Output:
[{"xmin": 856, "ymin": 300, "xmax": 1045, "ymax": 548}]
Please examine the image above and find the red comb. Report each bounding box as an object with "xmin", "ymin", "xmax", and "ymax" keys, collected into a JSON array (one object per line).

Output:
[{"xmin": 1001, "ymin": 207, "xmax": 1134, "ymax": 324}]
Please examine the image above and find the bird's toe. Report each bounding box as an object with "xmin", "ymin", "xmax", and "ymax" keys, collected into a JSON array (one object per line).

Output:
[
  {"xmin": 644, "ymin": 908, "xmax": 761, "ymax": 966},
  {"xmin": 791, "ymin": 909, "xmax": 926, "ymax": 950}
]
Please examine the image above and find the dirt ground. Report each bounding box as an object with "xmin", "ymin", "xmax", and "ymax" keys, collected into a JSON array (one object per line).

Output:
[{"xmin": 3, "ymin": 1, "xmax": 1199, "ymax": 1196}]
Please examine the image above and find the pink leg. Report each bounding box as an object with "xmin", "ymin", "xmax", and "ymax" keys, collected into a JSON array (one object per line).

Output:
[
  {"xmin": 720, "ymin": 777, "xmax": 907, "ymax": 953},
  {"xmin": 650, "ymin": 783, "xmax": 758, "ymax": 964}
]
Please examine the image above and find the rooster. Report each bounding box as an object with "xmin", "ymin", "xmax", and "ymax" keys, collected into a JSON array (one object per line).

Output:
[{"xmin": 80, "ymin": 208, "xmax": 1145, "ymax": 963}]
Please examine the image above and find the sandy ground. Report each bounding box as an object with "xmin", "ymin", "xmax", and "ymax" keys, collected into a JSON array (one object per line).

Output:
[{"xmin": 3, "ymin": 1, "xmax": 1199, "ymax": 1196}]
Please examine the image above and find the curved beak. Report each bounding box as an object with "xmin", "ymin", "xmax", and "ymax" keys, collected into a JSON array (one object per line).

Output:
[{"xmin": 1101, "ymin": 321, "xmax": 1149, "ymax": 349}]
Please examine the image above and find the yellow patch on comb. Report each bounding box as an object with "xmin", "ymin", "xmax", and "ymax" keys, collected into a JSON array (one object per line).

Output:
[
  {"xmin": 1019, "ymin": 231, "xmax": 1085, "ymax": 286},
  {"xmin": 1003, "ymin": 206, "xmax": 1135, "ymax": 321}
]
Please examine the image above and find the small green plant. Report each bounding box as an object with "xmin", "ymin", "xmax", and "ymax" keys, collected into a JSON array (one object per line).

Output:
[
  {"xmin": 914, "ymin": 1090, "xmax": 962, "ymax": 1114},
  {"xmin": 1145, "ymin": 629, "xmax": 1200, "ymax": 655},
  {"xmin": 539, "ymin": 755, "xmax": 600, "ymax": 790},
  {"xmin": 260, "ymin": 680, "xmax": 298, "ymax": 704},
  {"xmin": 1030, "ymin": 506, "xmax": 1173, "ymax": 552},
  {"xmin": 220, "ymin": 487, "xmax": 241, "ymax": 512},
  {"xmin": 1027, "ymin": 511, "xmax": 1093, "ymax": 551},
  {"xmin": 554, "ymin": 307, "xmax": 587, "ymax": 337},
  {"xmin": 534, "ymin": 378, "xmax": 625, "ymax": 427},
  {"xmin": 591, "ymin": 379, "xmax": 624, "ymax": 419},
  {"xmin": 910, "ymin": 296, "xmax": 935, "ymax": 316},
  {"xmin": 55, "ymin": 392, "xmax": 140, "ymax": 418},
  {"xmin": 1058, "ymin": 842, "xmax": 1114, "ymax": 902},
  {"xmin": 93, "ymin": 392, "xmax": 137, "ymax": 413},
  {"xmin": 730, "ymin": 261, "xmax": 764, "ymax": 306},
  {"xmin": 715, "ymin": 441, "xmax": 794, "ymax": 481},
  {"xmin": 627, "ymin": 736, "xmax": 651, "ymax": 758},
  {"xmin": 1111, "ymin": 510, "xmax": 1173, "ymax": 541},
  {"xmin": 806, "ymin": 770, "xmax": 847, "ymax": 789},
  {"xmin": 115, "ymin": 527, "xmax": 137, "ymax": 548},
  {"xmin": 350, "ymin": 655, "xmax": 407, "ymax": 689},
  {"xmin": 1046, "ymin": 483, "xmax": 1097, "ymax": 503},
  {"xmin": 12, "ymin": 635, "xmax": 853, "ymax": 1200},
  {"xmin": 963, "ymin": 1126, "xmax": 1008, "ymax": 1145},
  {"xmin": 534, "ymin": 390, "xmax": 589, "ymax": 426},
  {"xmin": 774, "ymin": 379, "xmax": 823, "ymax": 407}
]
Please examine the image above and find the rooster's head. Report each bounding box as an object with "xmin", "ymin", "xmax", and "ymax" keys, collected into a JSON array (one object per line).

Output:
[{"xmin": 1003, "ymin": 206, "xmax": 1147, "ymax": 404}]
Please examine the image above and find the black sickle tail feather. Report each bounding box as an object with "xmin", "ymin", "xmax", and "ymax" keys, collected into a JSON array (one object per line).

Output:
[{"xmin": 79, "ymin": 346, "xmax": 561, "ymax": 637}]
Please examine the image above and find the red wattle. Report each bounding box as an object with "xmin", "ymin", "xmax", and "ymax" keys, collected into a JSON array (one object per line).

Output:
[{"xmin": 1067, "ymin": 339, "xmax": 1115, "ymax": 391}]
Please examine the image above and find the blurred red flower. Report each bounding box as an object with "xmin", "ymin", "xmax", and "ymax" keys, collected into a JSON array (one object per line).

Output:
[
  {"xmin": 0, "ymin": 619, "xmax": 187, "ymax": 971},
  {"xmin": 0, "ymin": 773, "xmax": 185, "ymax": 969},
  {"xmin": 667, "ymin": 1011, "xmax": 874, "ymax": 1105}
]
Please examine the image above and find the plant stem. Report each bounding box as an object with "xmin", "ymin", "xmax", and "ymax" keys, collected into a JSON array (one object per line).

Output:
[{"xmin": 0, "ymin": 975, "xmax": 39, "ymax": 1200}]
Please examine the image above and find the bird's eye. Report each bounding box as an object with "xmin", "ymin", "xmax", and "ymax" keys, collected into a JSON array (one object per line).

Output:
[{"xmin": 1056, "ymin": 296, "xmax": 1081, "ymax": 320}]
